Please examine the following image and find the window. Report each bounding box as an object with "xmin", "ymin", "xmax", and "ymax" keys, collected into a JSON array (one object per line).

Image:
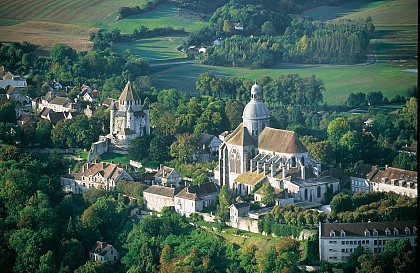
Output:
[
  {"xmin": 405, "ymin": 227, "xmax": 411, "ymax": 235},
  {"xmin": 229, "ymin": 149, "xmax": 241, "ymax": 174},
  {"xmin": 364, "ymin": 229, "xmax": 370, "ymax": 236},
  {"xmin": 385, "ymin": 228, "xmax": 391, "ymax": 235},
  {"xmin": 304, "ymin": 189, "xmax": 308, "ymax": 200},
  {"xmin": 373, "ymin": 229, "xmax": 378, "ymax": 236},
  {"xmin": 340, "ymin": 230, "xmax": 346, "ymax": 237},
  {"xmin": 317, "ymin": 186, "xmax": 321, "ymax": 198},
  {"xmin": 393, "ymin": 228, "xmax": 399, "ymax": 235},
  {"xmin": 330, "ymin": 230, "xmax": 336, "ymax": 237}
]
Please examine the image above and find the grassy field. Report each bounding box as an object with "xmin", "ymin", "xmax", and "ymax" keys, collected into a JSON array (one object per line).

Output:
[
  {"xmin": 100, "ymin": 2, "xmax": 208, "ymax": 33},
  {"xmin": 113, "ymin": 36, "xmax": 188, "ymax": 63},
  {"xmin": 150, "ymin": 62, "xmax": 417, "ymax": 105},
  {"xmin": 99, "ymin": 152, "xmax": 130, "ymax": 165},
  {"xmin": 303, "ymin": 0, "xmax": 418, "ymax": 25}
]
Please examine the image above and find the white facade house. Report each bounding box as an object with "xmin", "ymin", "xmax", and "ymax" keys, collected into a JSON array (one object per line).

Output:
[
  {"xmin": 143, "ymin": 185, "xmax": 183, "ymax": 212},
  {"xmin": 154, "ymin": 166, "xmax": 182, "ymax": 187},
  {"xmin": 61, "ymin": 162, "xmax": 133, "ymax": 193},
  {"xmin": 174, "ymin": 182, "xmax": 219, "ymax": 216},
  {"xmin": 89, "ymin": 241, "xmax": 120, "ymax": 263},
  {"xmin": 350, "ymin": 164, "xmax": 377, "ymax": 193},
  {"xmin": 215, "ymin": 83, "xmax": 340, "ymax": 204},
  {"xmin": 229, "ymin": 202, "xmax": 250, "ymax": 223},
  {"xmin": 370, "ymin": 166, "xmax": 417, "ymax": 198},
  {"xmin": 319, "ymin": 220, "xmax": 417, "ymax": 263}
]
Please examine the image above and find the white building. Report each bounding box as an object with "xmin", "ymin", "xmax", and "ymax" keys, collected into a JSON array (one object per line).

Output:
[
  {"xmin": 370, "ymin": 166, "xmax": 417, "ymax": 198},
  {"xmin": 61, "ymin": 162, "xmax": 133, "ymax": 193},
  {"xmin": 89, "ymin": 241, "xmax": 120, "ymax": 263},
  {"xmin": 143, "ymin": 185, "xmax": 183, "ymax": 212},
  {"xmin": 109, "ymin": 81, "xmax": 150, "ymax": 146},
  {"xmin": 174, "ymin": 182, "xmax": 219, "ymax": 216},
  {"xmin": 214, "ymin": 83, "xmax": 339, "ymax": 204},
  {"xmin": 319, "ymin": 220, "xmax": 417, "ymax": 263}
]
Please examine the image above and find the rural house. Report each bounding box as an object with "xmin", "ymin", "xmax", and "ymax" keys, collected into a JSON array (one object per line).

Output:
[{"xmin": 89, "ymin": 241, "xmax": 120, "ymax": 263}]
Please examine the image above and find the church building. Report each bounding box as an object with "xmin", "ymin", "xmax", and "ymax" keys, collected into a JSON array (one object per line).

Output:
[
  {"xmin": 214, "ymin": 83, "xmax": 339, "ymax": 204},
  {"xmin": 109, "ymin": 81, "xmax": 150, "ymax": 145}
]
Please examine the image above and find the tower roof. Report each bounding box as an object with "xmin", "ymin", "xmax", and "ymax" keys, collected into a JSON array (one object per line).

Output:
[{"xmin": 119, "ymin": 81, "xmax": 140, "ymax": 101}]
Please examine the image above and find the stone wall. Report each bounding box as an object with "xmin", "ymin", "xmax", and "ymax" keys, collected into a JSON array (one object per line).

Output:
[
  {"xmin": 87, "ymin": 137, "xmax": 110, "ymax": 162},
  {"xmin": 228, "ymin": 217, "xmax": 259, "ymax": 233}
]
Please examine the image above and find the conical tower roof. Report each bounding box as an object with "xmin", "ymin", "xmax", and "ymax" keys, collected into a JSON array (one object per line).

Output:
[{"xmin": 119, "ymin": 81, "xmax": 140, "ymax": 101}]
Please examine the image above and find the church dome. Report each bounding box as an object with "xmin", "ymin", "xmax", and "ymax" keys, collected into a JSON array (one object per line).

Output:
[
  {"xmin": 242, "ymin": 100, "xmax": 270, "ymax": 119},
  {"xmin": 242, "ymin": 83, "xmax": 269, "ymax": 120}
]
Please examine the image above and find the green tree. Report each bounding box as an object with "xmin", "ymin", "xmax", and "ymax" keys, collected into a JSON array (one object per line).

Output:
[
  {"xmin": 225, "ymin": 99, "xmax": 244, "ymax": 130},
  {"xmin": 36, "ymin": 119, "xmax": 53, "ymax": 148},
  {"xmin": 330, "ymin": 192, "xmax": 353, "ymax": 214},
  {"xmin": 128, "ymin": 135, "xmax": 152, "ymax": 162},
  {"xmin": 260, "ymin": 183, "xmax": 275, "ymax": 206},
  {"xmin": 216, "ymin": 185, "xmax": 230, "ymax": 223},
  {"xmin": 170, "ymin": 133, "xmax": 196, "ymax": 163},
  {"xmin": 327, "ymin": 117, "xmax": 350, "ymax": 151},
  {"xmin": 0, "ymin": 101, "xmax": 16, "ymax": 123},
  {"xmin": 36, "ymin": 250, "xmax": 56, "ymax": 273}
]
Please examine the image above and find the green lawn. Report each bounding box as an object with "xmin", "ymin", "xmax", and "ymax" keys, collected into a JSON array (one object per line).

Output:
[
  {"xmin": 303, "ymin": 0, "xmax": 418, "ymax": 25},
  {"xmin": 98, "ymin": 2, "xmax": 209, "ymax": 33},
  {"xmin": 99, "ymin": 152, "xmax": 130, "ymax": 165},
  {"xmin": 113, "ymin": 36, "xmax": 188, "ymax": 62},
  {"xmin": 150, "ymin": 62, "xmax": 417, "ymax": 105}
]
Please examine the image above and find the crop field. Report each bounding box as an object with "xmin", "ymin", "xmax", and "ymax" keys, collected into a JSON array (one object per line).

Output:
[
  {"xmin": 0, "ymin": 21, "xmax": 98, "ymax": 55},
  {"xmin": 113, "ymin": 36, "xmax": 188, "ymax": 63},
  {"xmin": 0, "ymin": 0, "xmax": 144, "ymax": 25}
]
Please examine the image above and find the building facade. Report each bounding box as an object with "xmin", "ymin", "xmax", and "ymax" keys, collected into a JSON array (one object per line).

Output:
[
  {"xmin": 109, "ymin": 81, "xmax": 150, "ymax": 146},
  {"xmin": 61, "ymin": 162, "xmax": 133, "ymax": 193},
  {"xmin": 89, "ymin": 241, "xmax": 120, "ymax": 263},
  {"xmin": 214, "ymin": 83, "xmax": 339, "ymax": 203},
  {"xmin": 319, "ymin": 220, "xmax": 417, "ymax": 263}
]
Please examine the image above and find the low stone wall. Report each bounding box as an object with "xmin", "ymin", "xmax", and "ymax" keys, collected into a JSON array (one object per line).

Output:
[
  {"xmin": 21, "ymin": 148, "xmax": 84, "ymax": 154},
  {"xmin": 228, "ymin": 217, "xmax": 259, "ymax": 233},
  {"xmin": 87, "ymin": 138, "xmax": 109, "ymax": 162}
]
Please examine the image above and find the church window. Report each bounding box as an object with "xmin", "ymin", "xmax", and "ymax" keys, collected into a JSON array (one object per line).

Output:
[
  {"xmin": 291, "ymin": 157, "xmax": 297, "ymax": 167},
  {"xmin": 304, "ymin": 188, "xmax": 308, "ymax": 200},
  {"xmin": 317, "ymin": 186, "xmax": 321, "ymax": 197},
  {"xmin": 229, "ymin": 149, "xmax": 241, "ymax": 174}
]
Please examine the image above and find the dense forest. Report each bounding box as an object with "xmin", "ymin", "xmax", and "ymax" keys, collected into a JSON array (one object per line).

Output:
[{"xmin": 181, "ymin": 1, "xmax": 374, "ymax": 67}]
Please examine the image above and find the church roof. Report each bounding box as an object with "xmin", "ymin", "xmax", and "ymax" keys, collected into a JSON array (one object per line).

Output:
[
  {"xmin": 119, "ymin": 81, "xmax": 140, "ymax": 102},
  {"xmin": 258, "ymin": 127, "xmax": 307, "ymax": 153},
  {"xmin": 234, "ymin": 171, "xmax": 266, "ymax": 186},
  {"xmin": 225, "ymin": 123, "xmax": 255, "ymax": 147}
]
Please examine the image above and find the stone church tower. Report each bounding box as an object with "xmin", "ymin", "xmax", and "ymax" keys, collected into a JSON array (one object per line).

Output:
[{"xmin": 109, "ymin": 81, "xmax": 150, "ymax": 146}]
